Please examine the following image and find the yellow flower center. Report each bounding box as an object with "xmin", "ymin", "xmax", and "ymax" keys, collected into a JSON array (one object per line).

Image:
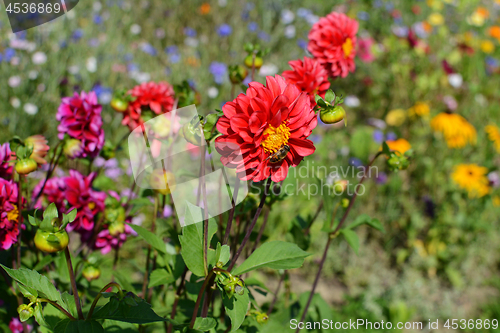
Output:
[
  {"xmin": 342, "ymin": 38, "xmax": 353, "ymax": 58},
  {"xmin": 261, "ymin": 123, "xmax": 290, "ymax": 153},
  {"xmin": 88, "ymin": 202, "xmax": 96, "ymax": 210},
  {"xmin": 7, "ymin": 205, "xmax": 19, "ymax": 222}
]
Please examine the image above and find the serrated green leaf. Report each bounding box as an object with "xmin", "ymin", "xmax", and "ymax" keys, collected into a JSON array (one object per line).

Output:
[
  {"xmin": 17, "ymin": 283, "xmax": 38, "ymax": 301},
  {"xmin": 223, "ymin": 287, "xmax": 249, "ymax": 332},
  {"xmin": 148, "ymin": 269, "xmax": 175, "ymax": 288},
  {"xmin": 92, "ymin": 293, "xmax": 166, "ymax": 324},
  {"xmin": 0, "ymin": 265, "xmax": 68, "ymax": 313},
  {"xmin": 130, "ymin": 224, "xmax": 166, "ymax": 254},
  {"xmin": 231, "ymin": 241, "xmax": 310, "ymax": 276},
  {"xmin": 340, "ymin": 229, "xmax": 360, "ymax": 255},
  {"xmin": 178, "ymin": 217, "xmax": 217, "ymax": 277},
  {"xmin": 193, "ymin": 317, "xmax": 217, "ymax": 331},
  {"xmin": 53, "ymin": 319, "xmax": 104, "ymax": 333}
]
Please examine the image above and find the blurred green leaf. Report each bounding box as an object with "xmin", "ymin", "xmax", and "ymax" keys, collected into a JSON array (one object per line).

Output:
[
  {"xmin": 340, "ymin": 229, "xmax": 360, "ymax": 255},
  {"xmin": 130, "ymin": 224, "xmax": 166, "ymax": 254}
]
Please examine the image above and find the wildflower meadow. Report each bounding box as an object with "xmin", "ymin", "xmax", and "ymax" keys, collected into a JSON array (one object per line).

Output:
[{"xmin": 1, "ymin": 0, "xmax": 500, "ymax": 332}]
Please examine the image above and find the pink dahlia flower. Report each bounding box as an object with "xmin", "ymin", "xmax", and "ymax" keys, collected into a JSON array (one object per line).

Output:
[
  {"xmin": 94, "ymin": 222, "xmax": 135, "ymax": 254},
  {"xmin": 307, "ymin": 12, "xmax": 359, "ymax": 78},
  {"xmin": 357, "ymin": 37, "xmax": 375, "ymax": 63},
  {"xmin": 56, "ymin": 91, "xmax": 105, "ymax": 158},
  {"xmin": 0, "ymin": 143, "xmax": 14, "ymax": 179},
  {"xmin": 122, "ymin": 81, "xmax": 175, "ymax": 131},
  {"xmin": 215, "ymin": 75, "xmax": 316, "ymax": 183},
  {"xmin": 282, "ymin": 57, "xmax": 331, "ymax": 106},
  {"xmin": 9, "ymin": 318, "xmax": 32, "ymax": 333},
  {"xmin": 0, "ymin": 179, "xmax": 24, "ymax": 251}
]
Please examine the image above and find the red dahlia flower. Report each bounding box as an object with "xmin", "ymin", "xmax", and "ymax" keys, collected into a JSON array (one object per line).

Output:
[
  {"xmin": 56, "ymin": 91, "xmax": 105, "ymax": 158},
  {"xmin": 123, "ymin": 81, "xmax": 175, "ymax": 131},
  {"xmin": 0, "ymin": 143, "xmax": 14, "ymax": 179},
  {"xmin": 64, "ymin": 170, "xmax": 106, "ymax": 232},
  {"xmin": 215, "ymin": 75, "xmax": 316, "ymax": 182},
  {"xmin": 282, "ymin": 57, "xmax": 331, "ymax": 107},
  {"xmin": 0, "ymin": 179, "xmax": 24, "ymax": 251},
  {"xmin": 307, "ymin": 12, "xmax": 359, "ymax": 78}
]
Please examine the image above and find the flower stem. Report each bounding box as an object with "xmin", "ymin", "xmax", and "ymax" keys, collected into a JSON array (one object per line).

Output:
[
  {"xmin": 167, "ymin": 267, "xmax": 188, "ymax": 333},
  {"xmin": 37, "ymin": 298, "xmax": 76, "ymax": 321},
  {"xmin": 87, "ymin": 282, "xmax": 123, "ymax": 319},
  {"xmin": 227, "ymin": 178, "xmax": 272, "ymax": 272},
  {"xmin": 189, "ymin": 270, "xmax": 215, "ymax": 329},
  {"xmin": 295, "ymin": 153, "xmax": 382, "ymax": 332},
  {"xmin": 30, "ymin": 143, "xmax": 63, "ymax": 209},
  {"xmin": 64, "ymin": 247, "xmax": 84, "ymax": 320},
  {"xmin": 223, "ymin": 178, "xmax": 240, "ymax": 245}
]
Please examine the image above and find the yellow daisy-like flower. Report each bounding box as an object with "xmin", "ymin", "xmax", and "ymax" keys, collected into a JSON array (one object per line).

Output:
[
  {"xmin": 428, "ymin": 12, "xmax": 445, "ymax": 26},
  {"xmin": 480, "ymin": 40, "xmax": 495, "ymax": 54},
  {"xmin": 408, "ymin": 102, "xmax": 430, "ymax": 118},
  {"xmin": 452, "ymin": 164, "xmax": 490, "ymax": 198},
  {"xmin": 386, "ymin": 109, "xmax": 407, "ymax": 127},
  {"xmin": 430, "ymin": 112, "xmax": 477, "ymax": 148},
  {"xmin": 385, "ymin": 138, "xmax": 412, "ymax": 155},
  {"xmin": 485, "ymin": 124, "xmax": 500, "ymax": 152}
]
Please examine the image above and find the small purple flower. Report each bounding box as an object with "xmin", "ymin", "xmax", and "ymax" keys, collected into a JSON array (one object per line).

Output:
[
  {"xmin": 349, "ymin": 157, "xmax": 363, "ymax": 168},
  {"xmin": 247, "ymin": 22, "xmax": 258, "ymax": 32},
  {"xmin": 297, "ymin": 39, "xmax": 307, "ymax": 49},
  {"xmin": 373, "ymin": 130, "xmax": 384, "ymax": 144},
  {"xmin": 163, "ymin": 205, "xmax": 173, "ymax": 218},
  {"xmin": 140, "ymin": 42, "xmax": 157, "ymax": 56},
  {"xmin": 93, "ymin": 14, "xmax": 103, "ymax": 24},
  {"xmin": 217, "ymin": 24, "xmax": 232, "ymax": 37},
  {"xmin": 4, "ymin": 48, "xmax": 15, "ymax": 61},
  {"xmin": 386, "ymin": 132, "xmax": 397, "ymax": 141},
  {"xmin": 183, "ymin": 27, "xmax": 197, "ymax": 37},
  {"xmin": 488, "ymin": 172, "xmax": 500, "ymax": 188},
  {"xmin": 209, "ymin": 62, "xmax": 227, "ymax": 84},
  {"xmin": 72, "ymin": 29, "xmax": 84, "ymax": 41},
  {"xmin": 258, "ymin": 31, "xmax": 270, "ymax": 42},
  {"xmin": 376, "ymin": 172, "xmax": 388, "ymax": 185}
]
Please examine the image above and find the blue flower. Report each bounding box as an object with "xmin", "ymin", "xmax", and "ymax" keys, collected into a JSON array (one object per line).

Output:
[
  {"xmin": 124, "ymin": 53, "xmax": 134, "ymax": 61},
  {"xmin": 297, "ymin": 39, "xmax": 307, "ymax": 49},
  {"xmin": 297, "ymin": 8, "xmax": 311, "ymax": 18},
  {"xmin": 258, "ymin": 31, "xmax": 270, "ymax": 42},
  {"xmin": 217, "ymin": 24, "xmax": 232, "ymax": 37},
  {"xmin": 169, "ymin": 54, "xmax": 181, "ymax": 64},
  {"xmin": 373, "ymin": 130, "xmax": 384, "ymax": 144},
  {"xmin": 184, "ymin": 27, "xmax": 197, "ymax": 37},
  {"xmin": 127, "ymin": 63, "xmax": 139, "ymax": 72},
  {"xmin": 349, "ymin": 157, "xmax": 363, "ymax": 168},
  {"xmin": 247, "ymin": 22, "xmax": 258, "ymax": 32},
  {"xmin": 209, "ymin": 62, "xmax": 227, "ymax": 84},
  {"xmin": 165, "ymin": 45, "xmax": 178, "ymax": 55},
  {"xmin": 4, "ymin": 48, "xmax": 15, "ymax": 62},
  {"xmin": 386, "ymin": 132, "xmax": 397, "ymax": 141},
  {"xmin": 140, "ymin": 43, "xmax": 157, "ymax": 56},
  {"xmin": 93, "ymin": 14, "xmax": 103, "ymax": 24},
  {"xmin": 72, "ymin": 29, "xmax": 84, "ymax": 41},
  {"xmin": 357, "ymin": 11, "xmax": 370, "ymax": 21}
]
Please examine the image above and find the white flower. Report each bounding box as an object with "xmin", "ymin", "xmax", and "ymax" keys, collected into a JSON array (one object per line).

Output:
[
  {"xmin": 130, "ymin": 71, "xmax": 151, "ymax": 83},
  {"xmin": 10, "ymin": 97, "xmax": 21, "ymax": 108},
  {"xmin": 281, "ymin": 9, "xmax": 295, "ymax": 24},
  {"xmin": 92, "ymin": 1, "xmax": 102, "ymax": 11},
  {"xmin": 184, "ymin": 37, "xmax": 199, "ymax": 47},
  {"xmin": 344, "ymin": 95, "xmax": 360, "ymax": 108},
  {"xmin": 32, "ymin": 51, "xmax": 47, "ymax": 65},
  {"xmin": 24, "ymin": 103, "xmax": 38, "ymax": 115},
  {"xmin": 130, "ymin": 24, "xmax": 141, "ymax": 35},
  {"xmin": 218, "ymin": 0, "xmax": 227, "ymax": 7},
  {"xmin": 284, "ymin": 25, "xmax": 296, "ymax": 39},
  {"xmin": 8, "ymin": 76, "xmax": 21, "ymax": 87},
  {"xmin": 155, "ymin": 28, "xmax": 166, "ymax": 38},
  {"xmin": 259, "ymin": 64, "xmax": 278, "ymax": 76},
  {"xmin": 68, "ymin": 65, "xmax": 80, "ymax": 74},
  {"xmin": 306, "ymin": 14, "xmax": 319, "ymax": 25},
  {"xmin": 448, "ymin": 73, "xmax": 463, "ymax": 88},
  {"xmin": 99, "ymin": 92, "xmax": 112, "ymax": 104},
  {"xmin": 28, "ymin": 70, "xmax": 38, "ymax": 79},
  {"xmin": 37, "ymin": 84, "xmax": 46, "ymax": 92},
  {"xmin": 86, "ymin": 57, "xmax": 97, "ymax": 73},
  {"xmin": 207, "ymin": 87, "xmax": 219, "ymax": 99}
]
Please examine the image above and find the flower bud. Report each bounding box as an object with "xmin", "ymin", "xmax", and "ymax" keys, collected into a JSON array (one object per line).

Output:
[
  {"xmin": 320, "ymin": 105, "xmax": 346, "ymax": 124},
  {"xmin": 256, "ymin": 312, "xmax": 269, "ymax": 324},
  {"xmin": 108, "ymin": 221, "xmax": 125, "ymax": 236},
  {"xmin": 341, "ymin": 198, "xmax": 350, "ymax": 208},
  {"xmin": 82, "ymin": 264, "xmax": 101, "ymax": 282},
  {"xmin": 244, "ymin": 55, "xmax": 263, "ymax": 69},
  {"xmin": 229, "ymin": 65, "xmax": 248, "ymax": 84},
  {"xmin": 17, "ymin": 304, "xmax": 34, "ymax": 322},
  {"xmin": 25, "ymin": 135, "xmax": 49, "ymax": 165},
  {"xmin": 15, "ymin": 158, "xmax": 38, "ymax": 175},
  {"xmin": 110, "ymin": 97, "xmax": 129, "ymax": 112},
  {"xmin": 333, "ymin": 180, "xmax": 348, "ymax": 193},
  {"xmin": 34, "ymin": 229, "xmax": 69, "ymax": 253},
  {"xmin": 64, "ymin": 139, "xmax": 83, "ymax": 158}
]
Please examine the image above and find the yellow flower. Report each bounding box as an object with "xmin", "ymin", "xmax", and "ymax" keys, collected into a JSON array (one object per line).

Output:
[
  {"xmin": 493, "ymin": 196, "xmax": 500, "ymax": 207},
  {"xmin": 408, "ymin": 102, "xmax": 430, "ymax": 117},
  {"xmin": 480, "ymin": 40, "xmax": 495, "ymax": 54},
  {"xmin": 428, "ymin": 13, "xmax": 444, "ymax": 26},
  {"xmin": 485, "ymin": 124, "xmax": 500, "ymax": 152},
  {"xmin": 451, "ymin": 164, "xmax": 490, "ymax": 198},
  {"xmin": 386, "ymin": 109, "xmax": 407, "ymax": 127},
  {"xmin": 385, "ymin": 138, "xmax": 412, "ymax": 155},
  {"xmin": 430, "ymin": 113, "xmax": 477, "ymax": 148},
  {"xmin": 149, "ymin": 169, "xmax": 176, "ymax": 195}
]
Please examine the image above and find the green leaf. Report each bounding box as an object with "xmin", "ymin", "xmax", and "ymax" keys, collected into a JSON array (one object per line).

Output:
[
  {"xmin": 17, "ymin": 283, "xmax": 38, "ymax": 301},
  {"xmin": 178, "ymin": 218, "xmax": 217, "ymax": 277},
  {"xmin": 33, "ymin": 303, "xmax": 50, "ymax": 328},
  {"xmin": 33, "ymin": 255, "xmax": 55, "ymax": 272},
  {"xmin": 43, "ymin": 203, "xmax": 59, "ymax": 221},
  {"xmin": 231, "ymin": 241, "xmax": 310, "ymax": 276},
  {"xmin": 193, "ymin": 317, "xmax": 217, "ymax": 331},
  {"xmin": 367, "ymin": 218, "xmax": 385, "ymax": 233},
  {"xmin": 92, "ymin": 293, "xmax": 166, "ymax": 324},
  {"xmin": 223, "ymin": 287, "xmax": 249, "ymax": 332},
  {"xmin": 130, "ymin": 224, "xmax": 166, "ymax": 254},
  {"xmin": 324, "ymin": 90, "xmax": 335, "ymax": 103},
  {"xmin": 61, "ymin": 209, "xmax": 77, "ymax": 229},
  {"xmin": 53, "ymin": 319, "xmax": 104, "ymax": 333},
  {"xmin": 340, "ymin": 229, "xmax": 360, "ymax": 255},
  {"xmin": 346, "ymin": 214, "xmax": 372, "ymax": 230},
  {"xmin": 382, "ymin": 141, "xmax": 391, "ymax": 156},
  {"xmin": 215, "ymin": 243, "xmax": 230, "ymax": 266},
  {"xmin": 0, "ymin": 265, "xmax": 68, "ymax": 313},
  {"xmin": 314, "ymin": 94, "xmax": 322, "ymax": 104},
  {"xmin": 148, "ymin": 269, "xmax": 175, "ymax": 288}
]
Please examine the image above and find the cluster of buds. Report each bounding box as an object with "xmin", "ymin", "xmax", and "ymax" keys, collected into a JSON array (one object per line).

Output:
[
  {"xmin": 316, "ymin": 90, "xmax": 347, "ymax": 125},
  {"xmin": 243, "ymin": 43, "xmax": 269, "ymax": 71},
  {"xmin": 215, "ymin": 269, "xmax": 245, "ymax": 299},
  {"xmin": 249, "ymin": 310, "xmax": 269, "ymax": 324},
  {"xmin": 382, "ymin": 142, "xmax": 412, "ymax": 172},
  {"xmin": 17, "ymin": 304, "xmax": 35, "ymax": 322},
  {"xmin": 28, "ymin": 203, "xmax": 76, "ymax": 253}
]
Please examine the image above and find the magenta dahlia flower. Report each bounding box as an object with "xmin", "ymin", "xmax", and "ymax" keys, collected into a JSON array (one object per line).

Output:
[
  {"xmin": 0, "ymin": 179, "xmax": 24, "ymax": 251},
  {"xmin": 215, "ymin": 75, "xmax": 316, "ymax": 183},
  {"xmin": 0, "ymin": 143, "xmax": 14, "ymax": 179},
  {"xmin": 94, "ymin": 222, "xmax": 135, "ymax": 254},
  {"xmin": 64, "ymin": 170, "xmax": 106, "ymax": 232},
  {"xmin": 307, "ymin": 12, "xmax": 359, "ymax": 78},
  {"xmin": 56, "ymin": 91, "xmax": 105, "ymax": 158},
  {"xmin": 33, "ymin": 177, "xmax": 67, "ymax": 210}
]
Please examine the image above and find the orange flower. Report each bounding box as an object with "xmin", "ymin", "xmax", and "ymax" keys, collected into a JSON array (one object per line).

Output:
[
  {"xmin": 476, "ymin": 7, "xmax": 490, "ymax": 19},
  {"xmin": 200, "ymin": 3, "xmax": 210, "ymax": 15},
  {"xmin": 489, "ymin": 26, "xmax": 500, "ymax": 39},
  {"xmin": 385, "ymin": 139, "xmax": 412, "ymax": 155}
]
